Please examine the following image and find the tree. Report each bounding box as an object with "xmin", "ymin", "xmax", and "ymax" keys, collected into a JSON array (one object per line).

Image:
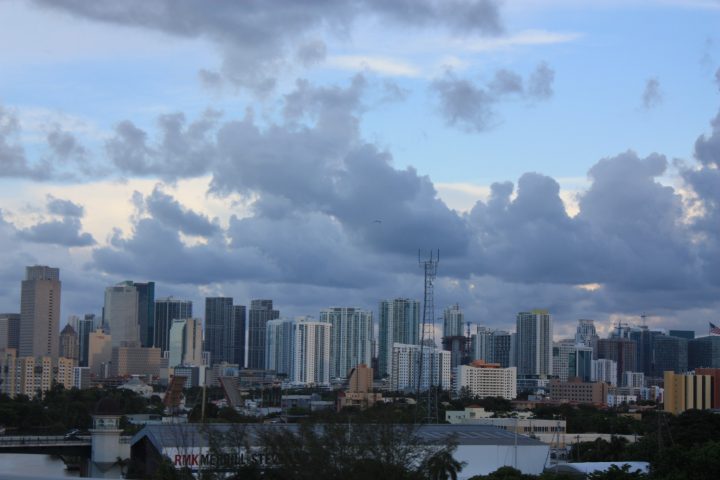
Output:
[
  {"xmin": 586, "ymin": 464, "xmax": 646, "ymax": 480},
  {"xmin": 425, "ymin": 449, "xmax": 466, "ymax": 480}
]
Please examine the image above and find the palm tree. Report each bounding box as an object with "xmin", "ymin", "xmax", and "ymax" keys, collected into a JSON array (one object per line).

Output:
[{"xmin": 425, "ymin": 449, "xmax": 466, "ymax": 480}]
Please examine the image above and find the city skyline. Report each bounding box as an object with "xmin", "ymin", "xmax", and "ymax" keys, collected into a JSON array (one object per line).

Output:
[{"xmin": 2, "ymin": 2, "xmax": 720, "ymax": 339}]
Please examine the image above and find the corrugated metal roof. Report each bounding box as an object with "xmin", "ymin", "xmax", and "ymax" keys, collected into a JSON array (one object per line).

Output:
[{"xmin": 131, "ymin": 423, "xmax": 546, "ymax": 450}]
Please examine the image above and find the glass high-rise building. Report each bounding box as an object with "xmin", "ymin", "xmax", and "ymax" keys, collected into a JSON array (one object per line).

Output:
[
  {"xmin": 77, "ymin": 315, "xmax": 95, "ymax": 367},
  {"xmin": 231, "ymin": 305, "xmax": 246, "ymax": 367},
  {"xmin": 266, "ymin": 318, "xmax": 295, "ymax": 376},
  {"xmin": 19, "ymin": 266, "xmax": 61, "ymax": 358},
  {"xmin": 516, "ymin": 310, "xmax": 553, "ymax": 377},
  {"xmin": 154, "ymin": 297, "xmax": 193, "ymax": 354},
  {"xmin": 0, "ymin": 313, "xmax": 20, "ymax": 351},
  {"xmin": 652, "ymin": 334, "xmax": 688, "ymax": 376},
  {"xmin": 135, "ymin": 282, "xmax": 155, "ymax": 348},
  {"xmin": 689, "ymin": 336, "xmax": 720, "ymax": 369},
  {"xmin": 320, "ymin": 307, "xmax": 373, "ymax": 380},
  {"xmin": 443, "ymin": 304, "xmax": 464, "ymax": 338},
  {"xmin": 378, "ymin": 298, "xmax": 420, "ymax": 378},
  {"xmin": 205, "ymin": 297, "xmax": 234, "ymax": 366},
  {"xmin": 247, "ymin": 300, "xmax": 279, "ymax": 369}
]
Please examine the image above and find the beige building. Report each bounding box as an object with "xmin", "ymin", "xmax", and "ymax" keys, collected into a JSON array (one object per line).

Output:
[
  {"xmin": 549, "ymin": 378, "xmax": 609, "ymax": 405},
  {"xmin": 59, "ymin": 324, "xmax": 79, "ymax": 361},
  {"xmin": 445, "ymin": 407, "xmax": 567, "ymax": 436},
  {"xmin": 455, "ymin": 360, "xmax": 517, "ymax": 400},
  {"xmin": 337, "ymin": 363, "xmax": 383, "ymax": 410},
  {"xmin": 88, "ymin": 329, "xmax": 113, "ymax": 377},
  {"xmin": 111, "ymin": 346, "xmax": 161, "ymax": 378},
  {"xmin": 56, "ymin": 357, "xmax": 75, "ymax": 389},
  {"xmin": 0, "ymin": 351, "xmax": 63, "ymax": 398},
  {"xmin": 19, "ymin": 266, "xmax": 61, "ymax": 359},
  {"xmin": 664, "ymin": 371, "xmax": 714, "ymax": 415}
]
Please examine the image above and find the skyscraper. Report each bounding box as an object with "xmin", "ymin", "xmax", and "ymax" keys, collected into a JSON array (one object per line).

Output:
[
  {"xmin": 59, "ymin": 324, "xmax": 79, "ymax": 361},
  {"xmin": 231, "ymin": 305, "xmax": 246, "ymax": 367},
  {"xmin": 103, "ymin": 282, "xmax": 140, "ymax": 348},
  {"xmin": 390, "ymin": 343, "xmax": 451, "ymax": 392},
  {"xmin": 516, "ymin": 310, "xmax": 552, "ymax": 377},
  {"xmin": 205, "ymin": 297, "xmax": 233, "ymax": 366},
  {"xmin": 77, "ymin": 314, "xmax": 95, "ymax": 367},
  {"xmin": 378, "ymin": 298, "xmax": 420, "ymax": 378},
  {"xmin": 575, "ymin": 319, "xmax": 599, "ymax": 355},
  {"xmin": 19, "ymin": 266, "xmax": 61, "ymax": 358},
  {"xmin": 597, "ymin": 337, "xmax": 637, "ymax": 385},
  {"xmin": 247, "ymin": 300, "xmax": 279, "ymax": 369},
  {"xmin": 688, "ymin": 335, "xmax": 720, "ymax": 369},
  {"xmin": 652, "ymin": 334, "xmax": 688, "ymax": 377},
  {"xmin": 291, "ymin": 318, "xmax": 331, "ymax": 386},
  {"xmin": 266, "ymin": 318, "xmax": 295, "ymax": 376},
  {"xmin": 443, "ymin": 304, "xmax": 464, "ymax": 337},
  {"xmin": 135, "ymin": 282, "xmax": 155, "ymax": 348},
  {"xmin": 154, "ymin": 297, "xmax": 193, "ymax": 353},
  {"xmin": 168, "ymin": 318, "xmax": 204, "ymax": 367},
  {"xmin": 320, "ymin": 307, "xmax": 373, "ymax": 380}
]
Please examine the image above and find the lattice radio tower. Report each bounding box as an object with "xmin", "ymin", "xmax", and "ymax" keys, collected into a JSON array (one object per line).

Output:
[{"xmin": 416, "ymin": 249, "xmax": 439, "ymax": 423}]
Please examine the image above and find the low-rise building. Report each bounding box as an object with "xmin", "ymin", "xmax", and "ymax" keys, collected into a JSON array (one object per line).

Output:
[
  {"xmin": 549, "ymin": 378, "xmax": 608, "ymax": 405},
  {"xmin": 663, "ymin": 370, "xmax": 714, "ymax": 415},
  {"xmin": 455, "ymin": 360, "xmax": 516, "ymax": 399}
]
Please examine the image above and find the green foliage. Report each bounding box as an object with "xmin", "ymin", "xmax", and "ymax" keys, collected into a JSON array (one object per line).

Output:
[
  {"xmin": 468, "ymin": 466, "xmax": 537, "ymax": 480},
  {"xmin": 587, "ymin": 464, "xmax": 646, "ymax": 480}
]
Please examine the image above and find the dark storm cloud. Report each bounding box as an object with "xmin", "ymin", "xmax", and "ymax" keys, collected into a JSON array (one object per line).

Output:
[
  {"xmin": 30, "ymin": 0, "xmax": 502, "ymax": 93},
  {"xmin": 431, "ymin": 63, "xmax": 555, "ymax": 132},
  {"xmin": 46, "ymin": 195, "xmax": 84, "ymax": 218},
  {"xmin": 105, "ymin": 110, "xmax": 221, "ymax": 180},
  {"xmin": 642, "ymin": 77, "xmax": 663, "ymax": 109},
  {"xmin": 144, "ymin": 187, "xmax": 220, "ymax": 237},
  {"xmin": 17, "ymin": 218, "xmax": 95, "ymax": 247}
]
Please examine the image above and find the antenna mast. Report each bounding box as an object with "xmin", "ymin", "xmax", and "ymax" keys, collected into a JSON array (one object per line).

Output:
[{"xmin": 416, "ymin": 249, "xmax": 440, "ymax": 423}]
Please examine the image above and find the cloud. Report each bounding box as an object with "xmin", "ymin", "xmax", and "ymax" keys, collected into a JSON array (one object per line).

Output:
[
  {"xmin": 431, "ymin": 62, "xmax": 555, "ymax": 132},
  {"xmin": 642, "ymin": 77, "xmax": 663, "ymax": 109},
  {"xmin": 325, "ymin": 55, "xmax": 421, "ymax": 77},
  {"xmin": 0, "ymin": 104, "xmax": 49, "ymax": 180},
  {"xmin": 47, "ymin": 195, "xmax": 84, "ymax": 218},
  {"xmin": 144, "ymin": 187, "xmax": 220, "ymax": 237},
  {"xmin": 693, "ymin": 109, "xmax": 720, "ymax": 168},
  {"xmin": 30, "ymin": 0, "xmax": 503, "ymax": 93},
  {"xmin": 17, "ymin": 217, "xmax": 95, "ymax": 247},
  {"xmin": 105, "ymin": 110, "xmax": 221, "ymax": 180},
  {"xmin": 47, "ymin": 128, "xmax": 86, "ymax": 161},
  {"xmin": 296, "ymin": 40, "xmax": 327, "ymax": 67},
  {"xmin": 528, "ymin": 62, "xmax": 555, "ymax": 100}
]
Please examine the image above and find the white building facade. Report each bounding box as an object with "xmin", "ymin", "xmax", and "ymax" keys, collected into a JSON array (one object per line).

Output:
[
  {"xmin": 391, "ymin": 343, "xmax": 451, "ymax": 392},
  {"xmin": 320, "ymin": 307, "xmax": 372, "ymax": 380},
  {"xmin": 455, "ymin": 362, "xmax": 517, "ymax": 400}
]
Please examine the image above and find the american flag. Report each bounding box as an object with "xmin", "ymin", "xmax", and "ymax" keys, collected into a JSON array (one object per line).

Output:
[{"xmin": 710, "ymin": 322, "xmax": 720, "ymax": 335}]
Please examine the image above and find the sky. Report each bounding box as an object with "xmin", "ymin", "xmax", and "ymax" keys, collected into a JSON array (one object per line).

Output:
[{"xmin": 1, "ymin": 0, "xmax": 720, "ymax": 340}]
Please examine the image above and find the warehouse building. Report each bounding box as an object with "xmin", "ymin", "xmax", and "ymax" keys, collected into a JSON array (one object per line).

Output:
[{"xmin": 130, "ymin": 423, "xmax": 549, "ymax": 478}]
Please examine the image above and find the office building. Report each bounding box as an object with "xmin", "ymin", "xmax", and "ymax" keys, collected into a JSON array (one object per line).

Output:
[
  {"xmin": 77, "ymin": 315, "xmax": 95, "ymax": 367},
  {"xmin": 247, "ymin": 300, "xmax": 280, "ymax": 369},
  {"xmin": 154, "ymin": 297, "xmax": 192, "ymax": 354},
  {"xmin": 553, "ymin": 340, "xmax": 593, "ymax": 382},
  {"xmin": 265, "ymin": 318, "xmax": 294, "ymax": 376},
  {"xmin": 575, "ymin": 319, "xmax": 599, "ymax": 353},
  {"xmin": 134, "ymin": 282, "xmax": 155, "ymax": 347},
  {"xmin": 88, "ymin": 328, "xmax": 112, "ymax": 378},
  {"xmin": 455, "ymin": 360, "xmax": 517, "ymax": 400},
  {"xmin": 592, "ymin": 358, "xmax": 618, "ymax": 386},
  {"xmin": 549, "ymin": 378, "xmax": 609, "ymax": 405},
  {"xmin": 59, "ymin": 324, "xmax": 79, "ymax": 361},
  {"xmin": 623, "ymin": 371, "xmax": 645, "ymax": 389},
  {"xmin": 111, "ymin": 346, "xmax": 161, "ymax": 378},
  {"xmin": 629, "ymin": 327, "xmax": 663, "ymax": 377},
  {"xmin": 669, "ymin": 330, "xmax": 695, "ymax": 340},
  {"xmin": 378, "ymin": 298, "xmax": 421, "ymax": 378},
  {"xmin": 390, "ymin": 343, "xmax": 451, "ymax": 392},
  {"xmin": 664, "ymin": 371, "xmax": 714, "ymax": 415},
  {"xmin": 695, "ymin": 368, "xmax": 720, "ymax": 409},
  {"xmin": 291, "ymin": 318, "xmax": 331, "ymax": 386},
  {"xmin": 0, "ymin": 313, "xmax": 20, "ymax": 351},
  {"xmin": 473, "ymin": 329, "xmax": 514, "ymax": 368},
  {"xmin": 168, "ymin": 318, "xmax": 204, "ymax": 367},
  {"xmin": 597, "ymin": 338, "xmax": 637, "ymax": 385},
  {"xmin": 103, "ymin": 281, "xmax": 140, "ymax": 347},
  {"xmin": 204, "ymin": 297, "xmax": 238, "ymax": 366},
  {"xmin": 320, "ymin": 307, "xmax": 373, "ymax": 380},
  {"xmin": 516, "ymin": 310, "xmax": 552, "ymax": 377},
  {"xmin": 337, "ymin": 364, "xmax": 383, "ymax": 411},
  {"xmin": 652, "ymin": 335, "xmax": 688, "ymax": 377},
  {"xmin": 231, "ymin": 305, "xmax": 246, "ymax": 367},
  {"xmin": 688, "ymin": 336, "xmax": 720, "ymax": 369},
  {"xmin": 19, "ymin": 266, "xmax": 61, "ymax": 358}
]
